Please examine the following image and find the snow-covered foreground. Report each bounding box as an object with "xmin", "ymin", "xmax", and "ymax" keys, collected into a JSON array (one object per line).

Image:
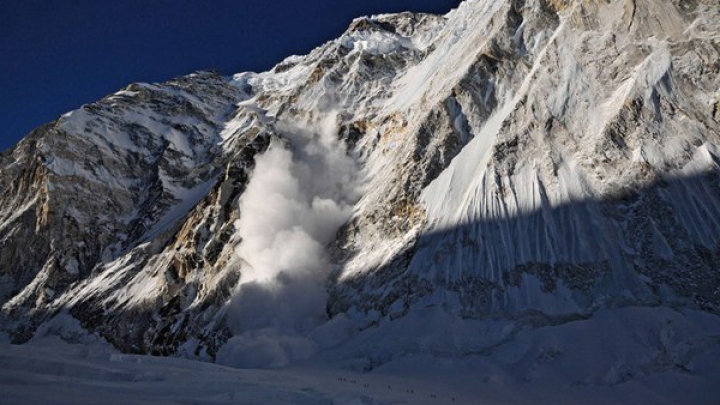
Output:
[
  {"xmin": 2, "ymin": 306, "xmax": 720, "ymax": 405},
  {"xmin": 1, "ymin": 337, "xmax": 472, "ymax": 405}
]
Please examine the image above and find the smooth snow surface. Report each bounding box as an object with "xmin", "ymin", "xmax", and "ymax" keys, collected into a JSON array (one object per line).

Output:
[{"xmin": 3, "ymin": 307, "xmax": 720, "ymax": 405}]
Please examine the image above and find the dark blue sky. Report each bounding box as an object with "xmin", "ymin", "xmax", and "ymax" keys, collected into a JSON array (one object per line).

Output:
[{"xmin": 0, "ymin": 0, "xmax": 461, "ymax": 153}]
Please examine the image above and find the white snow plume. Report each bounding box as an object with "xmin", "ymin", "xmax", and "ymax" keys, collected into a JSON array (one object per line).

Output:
[{"xmin": 218, "ymin": 113, "xmax": 359, "ymax": 368}]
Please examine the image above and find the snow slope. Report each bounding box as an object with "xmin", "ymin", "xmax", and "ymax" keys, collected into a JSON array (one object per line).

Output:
[
  {"xmin": 1, "ymin": 0, "xmax": 720, "ymax": 402},
  {"xmin": 2, "ymin": 306, "xmax": 720, "ymax": 404}
]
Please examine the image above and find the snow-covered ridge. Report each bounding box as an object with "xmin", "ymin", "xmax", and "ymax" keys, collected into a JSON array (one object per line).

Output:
[
  {"xmin": 0, "ymin": 2, "xmax": 719, "ymax": 400},
  {"xmin": 330, "ymin": 0, "xmax": 720, "ymax": 318}
]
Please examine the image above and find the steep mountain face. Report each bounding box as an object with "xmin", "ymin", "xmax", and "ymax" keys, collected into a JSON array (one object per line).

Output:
[
  {"xmin": 0, "ymin": 73, "xmax": 246, "ymax": 346},
  {"xmin": 330, "ymin": 0, "xmax": 720, "ymax": 320},
  {"xmin": 1, "ymin": 0, "xmax": 720, "ymax": 371}
]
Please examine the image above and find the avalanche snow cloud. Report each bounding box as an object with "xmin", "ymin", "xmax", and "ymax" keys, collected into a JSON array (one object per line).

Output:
[
  {"xmin": 2, "ymin": 1, "xmax": 720, "ymax": 403},
  {"xmin": 220, "ymin": 114, "xmax": 360, "ymax": 368}
]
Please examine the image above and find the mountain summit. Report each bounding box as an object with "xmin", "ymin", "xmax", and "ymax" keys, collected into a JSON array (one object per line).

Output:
[{"xmin": 2, "ymin": 1, "xmax": 720, "ymax": 401}]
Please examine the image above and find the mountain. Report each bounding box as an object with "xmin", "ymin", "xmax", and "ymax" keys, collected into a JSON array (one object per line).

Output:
[{"xmin": 2, "ymin": 0, "xmax": 720, "ymax": 400}]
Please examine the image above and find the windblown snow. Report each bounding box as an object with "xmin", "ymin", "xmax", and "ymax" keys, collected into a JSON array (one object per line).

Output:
[
  {"xmin": 222, "ymin": 114, "xmax": 360, "ymax": 368},
  {"xmin": 2, "ymin": 0, "xmax": 720, "ymax": 404}
]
